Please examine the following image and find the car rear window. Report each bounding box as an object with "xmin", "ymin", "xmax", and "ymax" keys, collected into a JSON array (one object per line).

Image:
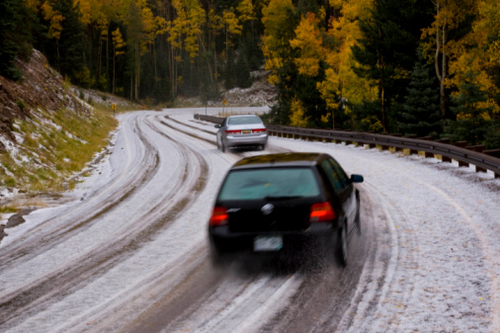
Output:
[
  {"xmin": 218, "ymin": 168, "xmax": 320, "ymax": 200},
  {"xmin": 227, "ymin": 116, "xmax": 262, "ymax": 125}
]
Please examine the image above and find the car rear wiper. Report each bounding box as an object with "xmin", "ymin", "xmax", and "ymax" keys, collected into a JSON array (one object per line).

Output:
[{"xmin": 264, "ymin": 195, "xmax": 304, "ymax": 201}]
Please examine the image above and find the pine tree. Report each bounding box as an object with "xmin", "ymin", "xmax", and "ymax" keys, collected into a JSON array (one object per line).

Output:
[
  {"xmin": 0, "ymin": 0, "xmax": 30, "ymax": 80},
  {"xmin": 448, "ymin": 71, "xmax": 492, "ymax": 145},
  {"xmin": 235, "ymin": 51, "xmax": 252, "ymax": 88},
  {"xmin": 399, "ymin": 52, "xmax": 441, "ymax": 137},
  {"xmin": 351, "ymin": 0, "xmax": 433, "ymax": 132},
  {"xmin": 224, "ymin": 47, "xmax": 236, "ymax": 90},
  {"xmin": 50, "ymin": 0, "xmax": 86, "ymax": 81}
]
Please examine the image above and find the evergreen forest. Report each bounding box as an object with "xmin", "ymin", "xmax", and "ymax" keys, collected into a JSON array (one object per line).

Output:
[{"xmin": 1, "ymin": 0, "xmax": 500, "ymax": 148}]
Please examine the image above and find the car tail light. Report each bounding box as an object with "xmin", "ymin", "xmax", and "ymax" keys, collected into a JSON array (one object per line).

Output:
[
  {"xmin": 252, "ymin": 128, "xmax": 266, "ymax": 133},
  {"xmin": 309, "ymin": 202, "xmax": 336, "ymax": 222},
  {"xmin": 209, "ymin": 207, "xmax": 229, "ymax": 226},
  {"xmin": 225, "ymin": 130, "xmax": 241, "ymax": 134}
]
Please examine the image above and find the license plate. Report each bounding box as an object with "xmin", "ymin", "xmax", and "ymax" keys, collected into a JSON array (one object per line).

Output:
[
  {"xmin": 254, "ymin": 236, "xmax": 283, "ymax": 252},
  {"xmin": 242, "ymin": 130, "xmax": 251, "ymax": 134}
]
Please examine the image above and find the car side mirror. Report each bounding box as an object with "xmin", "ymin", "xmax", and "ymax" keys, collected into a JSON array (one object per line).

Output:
[
  {"xmin": 214, "ymin": 124, "xmax": 221, "ymax": 129},
  {"xmin": 350, "ymin": 174, "xmax": 364, "ymax": 183}
]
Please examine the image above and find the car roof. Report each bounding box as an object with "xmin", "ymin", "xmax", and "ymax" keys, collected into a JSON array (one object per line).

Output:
[
  {"xmin": 226, "ymin": 114, "xmax": 260, "ymax": 118},
  {"xmin": 230, "ymin": 153, "xmax": 326, "ymax": 170}
]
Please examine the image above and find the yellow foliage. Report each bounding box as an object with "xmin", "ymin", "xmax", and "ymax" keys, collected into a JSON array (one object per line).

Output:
[
  {"xmin": 290, "ymin": 13, "xmax": 323, "ymax": 77},
  {"xmin": 75, "ymin": 0, "xmax": 92, "ymax": 26},
  {"xmin": 361, "ymin": 115, "xmax": 383, "ymax": 132},
  {"xmin": 237, "ymin": 0, "xmax": 255, "ymax": 23},
  {"xmin": 221, "ymin": 10, "xmax": 242, "ymax": 36},
  {"xmin": 290, "ymin": 99, "xmax": 310, "ymax": 127},
  {"xmin": 439, "ymin": 0, "xmax": 500, "ymax": 114},
  {"xmin": 329, "ymin": 0, "xmax": 343, "ymax": 10},
  {"xmin": 112, "ymin": 28, "xmax": 126, "ymax": 56},
  {"xmin": 97, "ymin": 13, "xmax": 108, "ymax": 41},
  {"xmin": 41, "ymin": 1, "xmax": 64, "ymax": 40},
  {"xmin": 262, "ymin": 0, "xmax": 295, "ymax": 84},
  {"xmin": 320, "ymin": 0, "xmax": 377, "ymax": 112},
  {"xmin": 488, "ymin": 40, "xmax": 500, "ymax": 65},
  {"xmin": 321, "ymin": 113, "xmax": 330, "ymax": 124},
  {"xmin": 168, "ymin": 0, "xmax": 205, "ymax": 59},
  {"xmin": 24, "ymin": 0, "xmax": 41, "ymax": 13},
  {"xmin": 317, "ymin": 68, "xmax": 340, "ymax": 110},
  {"xmin": 262, "ymin": 0, "xmax": 294, "ymax": 36}
]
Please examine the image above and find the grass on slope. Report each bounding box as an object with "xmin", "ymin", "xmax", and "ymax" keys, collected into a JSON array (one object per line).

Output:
[{"xmin": 0, "ymin": 106, "xmax": 117, "ymax": 195}]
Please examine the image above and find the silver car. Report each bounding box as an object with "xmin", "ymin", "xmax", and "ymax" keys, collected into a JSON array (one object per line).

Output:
[{"xmin": 215, "ymin": 115, "xmax": 268, "ymax": 152}]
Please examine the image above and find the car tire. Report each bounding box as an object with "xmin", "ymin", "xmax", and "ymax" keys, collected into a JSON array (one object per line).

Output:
[
  {"xmin": 216, "ymin": 138, "xmax": 221, "ymax": 151},
  {"xmin": 336, "ymin": 225, "xmax": 348, "ymax": 267},
  {"xmin": 355, "ymin": 201, "xmax": 361, "ymax": 235},
  {"xmin": 221, "ymin": 141, "xmax": 226, "ymax": 153}
]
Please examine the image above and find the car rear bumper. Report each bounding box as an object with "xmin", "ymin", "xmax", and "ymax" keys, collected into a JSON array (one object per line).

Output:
[
  {"xmin": 225, "ymin": 134, "xmax": 268, "ymax": 148},
  {"xmin": 209, "ymin": 225, "xmax": 336, "ymax": 254}
]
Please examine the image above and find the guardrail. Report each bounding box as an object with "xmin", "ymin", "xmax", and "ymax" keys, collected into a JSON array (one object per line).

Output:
[{"xmin": 194, "ymin": 113, "xmax": 500, "ymax": 178}]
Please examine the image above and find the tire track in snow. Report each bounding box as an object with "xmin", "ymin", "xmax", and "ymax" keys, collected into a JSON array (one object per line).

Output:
[
  {"xmin": 0, "ymin": 116, "xmax": 159, "ymax": 267},
  {"xmin": 338, "ymin": 182, "xmax": 420, "ymax": 333},
  {"xmin": 0, "ymin": 113, "xmax": 210, "ymax": 331}
]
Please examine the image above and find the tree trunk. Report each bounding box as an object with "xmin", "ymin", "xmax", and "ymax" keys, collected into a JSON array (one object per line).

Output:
[
  {"xmin": 434, "ymin": 3, "xmax": 447, "ymax": 120},
  {"xmin": 135, "ymin": 43, "xmax": 140, "ymax": 100},
  {"xmin": 378, "ymin": 25, "xmax": 387, "ymax": 132},
  {"xmin": 112, "ymin": 48, "xmax": 115, "ymax": 95}
]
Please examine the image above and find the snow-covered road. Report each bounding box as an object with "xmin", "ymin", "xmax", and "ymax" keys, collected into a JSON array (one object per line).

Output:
[{"xmin": 0, "ymin": 108, "xmax": 499, "ymax": 333}]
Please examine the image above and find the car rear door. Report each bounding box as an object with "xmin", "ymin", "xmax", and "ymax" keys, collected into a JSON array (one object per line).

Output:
[{"xmin": 319, "ymin": 158, "xmax": 356, "ymax": 234}]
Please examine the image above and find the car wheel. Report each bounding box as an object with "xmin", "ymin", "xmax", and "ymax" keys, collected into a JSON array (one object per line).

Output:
[
  {"xmin": 355, "ymin": 202, "xmax": 361, "ymax": 235},
  {"xmin": 221, "ymin": 141, "xmax": 226, "ymax": 153},
  {"xmin": 337, "ymin": 225, "xmax": 348, "ymax": 267},
  {"xmin": 216, "ymin": 138, "xmax": 221, "ymax": 151}
]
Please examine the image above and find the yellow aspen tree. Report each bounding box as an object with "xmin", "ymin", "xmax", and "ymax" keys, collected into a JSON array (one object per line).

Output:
[
  {"xmin": 446, "ymin": 0, "xmax": 500, "ymax": 115},
  {"xmin": 41, "ymin": 1, "xmax": 64, "ymax": 40},
  {"xmin": 41, "ymin": 1, "xmax": 64, "ymax": 57},
  {"xmin": 142, "ymin": 6, "xmax": 167, "ymax": 81},
  {"xmin": 74, "ymin": 0, "xmax": 92, "ymax": 26},
  {"xmin": 206, "ymin": 8, "xmax": 222, "ymax": 86},
  {"xmin": 237, "ymin": 0, "xmax": 255, "ymax": 23},
  {"xmin": 220, "ymin": 9, "xmax": 242, "ymax": 65},
  {"xmin": 97, "ymin": 13, "xmax": 108, "ymax": 80},
  {"xmin": 289, "ymin": 13, "xmax": 323, "ymax": 77},
  {"xmin": 112, "ymin": 27, "xmax": 125, "ymax": 94},
  {"xmin": 289, "ymin": 98, "xmax": 310, "ymax": 127},
  {"xmin": 421, "ymin": 0, "xmax": 478, "ymax": 118},
  {"xmin": 317, "ymin": 0, "xmax": 377, "ymax": 129},
  {"xmin": 167, "ymin": 0, "xmax": 205, "ymax": 97},
  {"xmin": 183, "ymin": 1, "xmax": 204, "ymax": 60},
  {"xmin": 262, "ymin": 0, "xmax": 295, "ymax": 85}
]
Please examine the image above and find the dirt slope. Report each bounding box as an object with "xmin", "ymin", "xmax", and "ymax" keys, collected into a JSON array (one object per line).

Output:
[{"xmin": 0, "ymin": 49, "xmax": 134, "ymax": 152}]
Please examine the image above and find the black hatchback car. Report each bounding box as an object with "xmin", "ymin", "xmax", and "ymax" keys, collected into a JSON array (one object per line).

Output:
[{"xmin": 208, "ymin": 153, "xmax": 363, "ymax": 266}]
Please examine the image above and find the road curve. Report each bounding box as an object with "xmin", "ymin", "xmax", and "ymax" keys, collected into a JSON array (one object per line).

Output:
[{"xmin": 0, "ymin": 108, "xmax": 498, "ymax": 333}]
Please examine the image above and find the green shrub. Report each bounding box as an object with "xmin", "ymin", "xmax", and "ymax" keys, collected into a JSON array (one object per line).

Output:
[
  {"xmin": 4, "ymin": 178, "xmax": 16, "ymax": 187},
  {"xmin": 16, "ymin": 100, "xmax": 25, "ymax": 110}
]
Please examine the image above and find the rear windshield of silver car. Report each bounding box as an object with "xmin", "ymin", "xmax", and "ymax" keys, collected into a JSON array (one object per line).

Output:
[
  {"xmin": 218, "ymin": 168, "xmax": 320, "ymax": 200},
  {"xmin": 227, "ymin": 116, "xmax": 262, "ymax": 125}
]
